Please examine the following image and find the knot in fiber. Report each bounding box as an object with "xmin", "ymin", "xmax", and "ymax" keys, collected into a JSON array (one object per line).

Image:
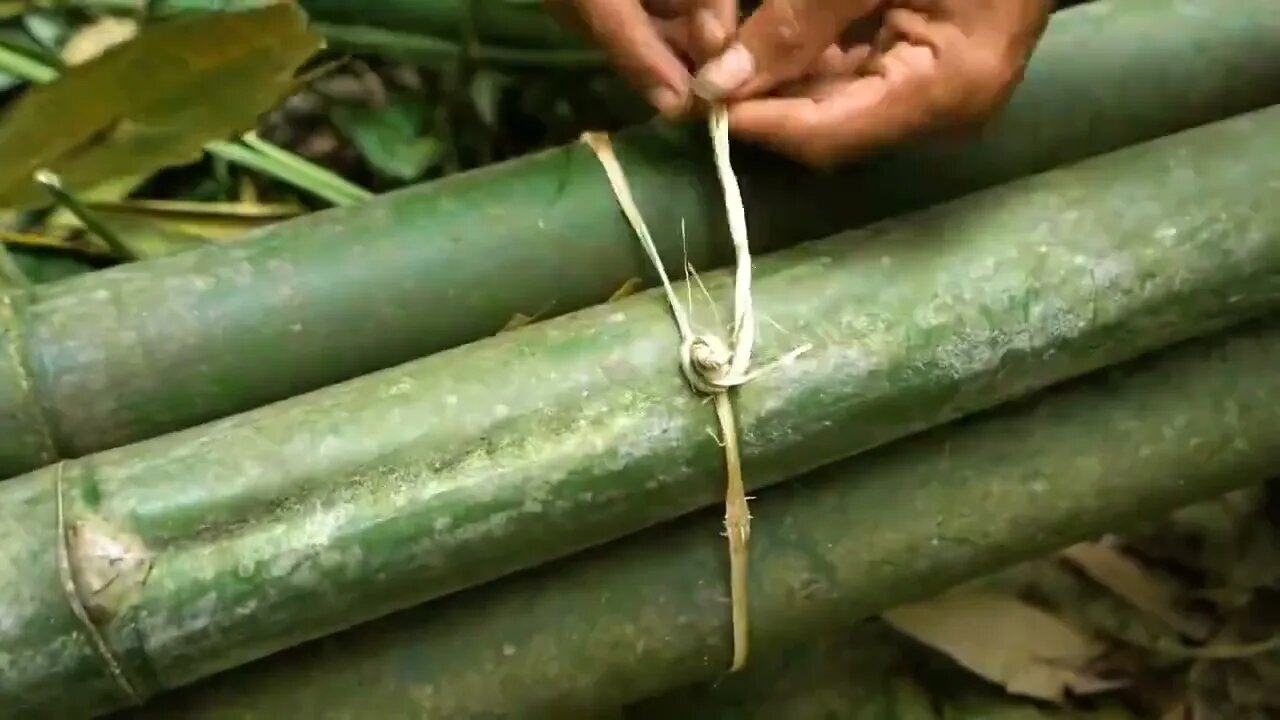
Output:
[{"xmin": 679, "ymin": 334, "xmax": 737, "ymax": 395}]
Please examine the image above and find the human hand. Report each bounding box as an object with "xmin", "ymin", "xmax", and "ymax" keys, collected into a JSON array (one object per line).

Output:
[
  {"xmin": 694, "ymin": 0, "xmax": 1053, "ymax": 167},
  {"xmin": 543, "ymin": 0, "xmax": 738, "ymax": 118}
]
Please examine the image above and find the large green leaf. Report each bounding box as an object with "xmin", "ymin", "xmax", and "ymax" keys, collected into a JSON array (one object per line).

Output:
[
  {"xmin": 0, "ymin": 4, "xmax": 322, "ymax": 208},
  {"xmin": 329, "ymin": 92, "xmax": 445, "ymax": 181}
]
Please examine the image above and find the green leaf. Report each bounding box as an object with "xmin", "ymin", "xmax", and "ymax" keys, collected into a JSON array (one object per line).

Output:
[
  {"xmin": 330, "ymin": 93, "xmax": 445, "ymax": 181},
  {"xmin": 468, "ymin": 68, "xmax": 510, "ymax": 127},
  {"xmin": 22, "ymin": 9, "xmax": 69, "ymax": 52},
  {"xmin": 0, "ymin": 3, "xmax": 323, "ymax": 208},
  {"xmin": 0, "ymin": 28, "xmax": 62, "ymax": 89}
]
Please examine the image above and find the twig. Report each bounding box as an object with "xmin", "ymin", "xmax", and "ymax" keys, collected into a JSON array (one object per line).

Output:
[
  {"xmin": 312, "ymin": 23, "xmax": 604, "ymax": 70},
  {"xmin": 35, "ymin": 170, "xmax": 135, "ymax": 261}
]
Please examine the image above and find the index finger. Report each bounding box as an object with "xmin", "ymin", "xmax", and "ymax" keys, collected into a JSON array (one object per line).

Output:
[
  {"xmin": 695, "ymin": 0, "xmax": 882, "ymax": 101},
  {"xmin": 558, "ymin": 0, "xmax": 696, "ymax": 116}
]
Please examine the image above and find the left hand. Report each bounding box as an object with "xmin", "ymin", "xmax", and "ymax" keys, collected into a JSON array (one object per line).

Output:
[{"xmin": 694, "ymin": 0, "xmax": 1053, "ymax": 167}]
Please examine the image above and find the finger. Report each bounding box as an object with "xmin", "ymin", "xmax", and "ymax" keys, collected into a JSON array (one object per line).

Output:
[
  {"xmin": 758, "ymin": 42, "xmax": 868, "ymax": 97},
  {"xmin": 567, "ymin": 0, "xmax": 695, "ymax": 117},
  {"xmin": 725, "ymin": 42, "xmax": 938, "ymax": 167},
  {"xmin": 694, "ymin": 0, "xmax": 883, "ymax": 100},
  {"xmin": 651, "ymin": 0, "xmax": 735, "ymax": 62},
  {"xmin": 808, "ymin": 42, "xmax": 870, "ymax": 79},
  {"xmin": 691, "ymin": 0, "xmax": 736, "ymax": 62}
]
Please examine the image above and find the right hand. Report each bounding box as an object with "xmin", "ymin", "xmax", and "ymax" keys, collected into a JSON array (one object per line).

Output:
[
  {"xmin": 692, "ymin": 0, "xmax": 1051, "ymax": 167},
  {"xmin": 543, "ymin": 0, "xmax": 738, "ymax": 118}
]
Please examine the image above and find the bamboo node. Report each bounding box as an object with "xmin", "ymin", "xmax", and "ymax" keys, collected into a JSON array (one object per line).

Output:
[{"xmin": 54, "ymin": 462, "xmax": 149, "ymax": 705}]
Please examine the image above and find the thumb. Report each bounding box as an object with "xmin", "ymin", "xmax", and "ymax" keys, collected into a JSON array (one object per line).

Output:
[{"xmin": 694, "ymin": 0, "xmax": 881, "ymax": 100}]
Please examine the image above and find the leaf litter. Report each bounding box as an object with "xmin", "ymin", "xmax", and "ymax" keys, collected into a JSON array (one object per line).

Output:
[{"xmin": 876, "ymin": 480, "xmax": 1280, "ymax": 718}]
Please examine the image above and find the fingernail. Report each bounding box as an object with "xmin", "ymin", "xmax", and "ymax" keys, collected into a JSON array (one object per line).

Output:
[
  {"xmin": 694, "ymin": 43, "xmax": 755, "ymax": 100},
  {"xmin": 646, "ymin": 85, "xmax": 686, "ymax": 117}
]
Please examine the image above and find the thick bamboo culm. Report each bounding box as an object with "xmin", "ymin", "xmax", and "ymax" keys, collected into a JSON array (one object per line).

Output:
[{"xmin": 0, "ymin": 0, "xmax": 1277, "ymax": 478}]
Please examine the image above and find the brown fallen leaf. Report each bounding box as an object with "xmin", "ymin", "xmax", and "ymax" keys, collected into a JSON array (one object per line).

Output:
[
  {"xmin": 1061, "ymin": 540, "xmax": 1213, "ymax": 641},
  {"xmin": 608, "ymin": 277, "xmax": 643, "ymax": 302},
  {"xmin": 0, "ymin": 228, "xmax": 105, "ymax": 257},
  {"xmin": 500, "ymin": 312, "xmax": 537, "ymax": 333},
  {"xmin": 0, "ymin": 4, "xmax": 322, "ymax": 208},
  {"xmin": 61, "ymin": 17, "xmax": 139, "ymax": 66},
  {"xmin": 499, "ymin": 301, "xmax": 556, "ymax": 333},
  {"xmin": 882, "ymin": 590, "xmax": 1126, "ymax": 703},
  {"xmin": 70, "ymin": 198, "xmax": 303, "ymax": 241}
]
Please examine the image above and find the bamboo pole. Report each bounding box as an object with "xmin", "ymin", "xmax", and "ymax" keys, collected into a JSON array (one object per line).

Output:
[{"xmin": 0, "ymin": 0, "xmax": 1276, "ymax": 479}]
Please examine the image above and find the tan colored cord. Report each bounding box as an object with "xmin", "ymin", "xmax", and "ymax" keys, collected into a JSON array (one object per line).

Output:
[{"xmin": 582, "ymin": 106, "xmax": 807, "ymax": 671}]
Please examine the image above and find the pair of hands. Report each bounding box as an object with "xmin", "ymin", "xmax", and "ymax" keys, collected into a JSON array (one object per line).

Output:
[{"xmin": 545, "ymin": 0, "xmax": 1053, "ymax": 167}]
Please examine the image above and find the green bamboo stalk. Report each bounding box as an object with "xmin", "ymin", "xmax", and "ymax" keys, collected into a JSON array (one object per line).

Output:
[
  {"xmin": 623, "ymin": 622, "xmax": 1136, "ymax": 720},
  {"xmin": 297, "ymin": 0, "xmax": 588, "ymax": 50},
  {"xmin": 309, "ymin": 21, "xmax": 604, "ymax": 69},
  {"xmin": 121, "ymin": 316, "xmax": 1280, "ymax": 720},
  {"xmin": 6, "ymin": 107, "xmax": 1280, "ymax": 718},
  {"xmin": 127, "ymin": 0, "xmax": 590, "ymax": 51},
  {"xmin": 0, "ymin": 0, "xmax": 1275, "ymax": 479}
]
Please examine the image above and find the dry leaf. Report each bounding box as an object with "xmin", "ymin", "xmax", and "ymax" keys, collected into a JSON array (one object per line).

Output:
[
  {"xmin": 499, "ymin": 302, "xmax": 555, "ymax": 333},
  {"xmin": 61, "ymin": 17, "xmax": 138, "ymax": 66},
  {"xmin": 0, "ymin": 228, "xmax": 104, "ymax": 256},
  {"xmin": 1061, "ymin": 541, "xmax": 1212, "ymax": 641},
  {"xmin": 609, "ymin": 277, "xmax": 643, "ymax": 302},
  {"xmin": 76, "ymin": 198, "xmax": 302, "ymax": 240},
  {"xmin": 239, "ymin": 174, "xmax": 260, "ymax": 204},
  {"xmin": 0, "ymin": 4, "xmax": 322, "ymax": 208},
  {"xmin": 882, "ymin": 590, "xmax": 1124, "ymax": 703},
  {"xmin": 500, "ymin": 312, "xmax": 537, "ymax": 332}
]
